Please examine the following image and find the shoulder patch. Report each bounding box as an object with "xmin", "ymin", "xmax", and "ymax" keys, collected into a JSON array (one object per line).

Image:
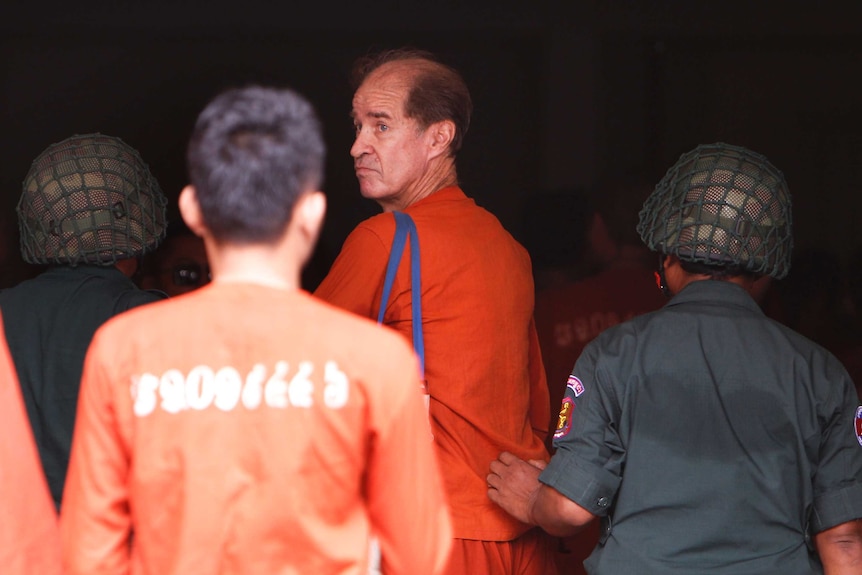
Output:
[
  {"xmin": 855, "ymin": 406, "xmax": 862, "ymax": 447},
  {"xmin": 554, "ymin": 397, "xmax": 575, "ymax": 439},
  {"xmin": 567, "ymin": 375, "xmax": 585, "ymax": 397}
]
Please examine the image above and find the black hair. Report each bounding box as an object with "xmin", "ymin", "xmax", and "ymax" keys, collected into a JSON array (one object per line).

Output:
[
  {"xmin": 678, "ymin": 258, "xmax": 758, "ymax": 281},
  {"xmin": 186, "ymin": 85, "xmax": 325, "ymax": 243}
]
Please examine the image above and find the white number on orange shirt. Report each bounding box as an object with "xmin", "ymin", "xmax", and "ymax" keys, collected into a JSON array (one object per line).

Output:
[{"xmin": 130, "ymin": 360, "xmax": 350, "ymax": 416}]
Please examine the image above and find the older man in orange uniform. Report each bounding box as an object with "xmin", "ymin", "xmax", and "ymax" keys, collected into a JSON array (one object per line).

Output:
[{"xmin": 315, "ymin": 48, "xmax": 556, "ymax": 574}]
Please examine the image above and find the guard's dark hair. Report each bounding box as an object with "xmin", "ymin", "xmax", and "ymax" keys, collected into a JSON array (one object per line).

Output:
[
  {"xmin": 678, "ymin": 258, "xmax": 756, "ymax": 281},
  {"xmin": 186, "ymin": 85, "xmax": 326, "ymax": 243},
  {"xmin": 351, "ymin": 47, "xmax": 472, "ymax": 156}
]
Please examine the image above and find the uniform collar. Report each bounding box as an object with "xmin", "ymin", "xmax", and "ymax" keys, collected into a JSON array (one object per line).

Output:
[{"xmin": 666, "ymin": 279, "xmax": 763, "ymax": 315}]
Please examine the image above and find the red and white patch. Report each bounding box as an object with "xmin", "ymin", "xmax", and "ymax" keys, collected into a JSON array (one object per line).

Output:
[
  {"xmin": 855, "ymin": 406, "xmax": 862, "ymax": 447},
  {"xmin": 554, "ymin": 397, "xmax": 575, "ymax": 439},
  {"xmin": 567, "ymin": 375, "xmax": 585, "ymax": 397}
]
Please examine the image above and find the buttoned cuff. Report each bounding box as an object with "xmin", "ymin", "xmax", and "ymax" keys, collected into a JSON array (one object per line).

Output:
[
  {"xmin": 539, "ymin": 450, "xmax": 621, "ymax": 516},
  {"xmin": 812, "ymin": 481, "xmax": 862, "ymax": 533}
]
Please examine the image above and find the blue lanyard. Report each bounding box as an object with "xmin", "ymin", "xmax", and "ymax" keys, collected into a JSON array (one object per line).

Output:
[{"xmin": 376, "ymin": 211, "xmax": 425, "ymax": 376}]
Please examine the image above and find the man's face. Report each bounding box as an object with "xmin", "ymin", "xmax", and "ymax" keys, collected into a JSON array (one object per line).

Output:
[
  {"xmin": 350, "ymin": 64, "xmax": 432, "ymax": 209},
  {"xmin": 148, "ymin": 234, "xmax": 210, "ymax": 297}
]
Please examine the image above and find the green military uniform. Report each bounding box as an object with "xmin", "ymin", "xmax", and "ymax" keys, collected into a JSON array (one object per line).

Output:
[
  {"xmin": 0, "ymin": 266, "xmax": 165, "ymax": 508},
  {"xmin": 543, "ymin": 280, "xmax": 862, "ymax": 574}
]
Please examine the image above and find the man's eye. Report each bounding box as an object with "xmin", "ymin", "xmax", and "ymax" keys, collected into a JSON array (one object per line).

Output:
[
  {"xmin": 378, "ymin": 124, "xmax": 389, "ymax": 132},
  {"xmin": 353, "ymin": 124, "xmax": 361, "ymax": 134}
]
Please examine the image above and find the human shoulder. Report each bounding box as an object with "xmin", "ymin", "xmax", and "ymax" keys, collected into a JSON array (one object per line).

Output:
[
  {"xmin": 330, "ymin": 212, "xmax": 397, "ymax": 257},
  {"xmin": 578, "ymin": 306, "xmax": 663, "ymax": 365},
  {"xmin": 312, "ymin": 293, "xmax": 414, "ymax": 354},
  {"xmin": 89, "ymin": 290, "xmax": 176, "ymax": 344},
  {"xmin": 351, "ymin": 211, "xmax": 397, "ymax": 238},
  {"xmin": 113, "ymin": 287, "xmax": 168, "ymax": 313}
]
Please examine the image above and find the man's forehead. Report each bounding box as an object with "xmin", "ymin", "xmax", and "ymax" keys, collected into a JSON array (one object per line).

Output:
[{"xmin": 351, "ymin": 73, "xmax": 410, "ymax": 118}]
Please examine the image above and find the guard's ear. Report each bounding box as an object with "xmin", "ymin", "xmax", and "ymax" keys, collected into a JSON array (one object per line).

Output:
[
  {"xmin": 178, "ymin": 185, "xmax": 207, "ymax": 237},
  {"xmin": 426, "ymin": 119, "xmax": 455, "ymax": 160}
]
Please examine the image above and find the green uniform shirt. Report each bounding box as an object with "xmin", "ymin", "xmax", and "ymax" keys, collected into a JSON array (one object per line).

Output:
[
  {"xmin": 543, "ymin": 280, "xmax": 862, "ymax": 575},
  {"xmin": 0, "ymin": 265, "xmax": 165, "ymax": 508}
]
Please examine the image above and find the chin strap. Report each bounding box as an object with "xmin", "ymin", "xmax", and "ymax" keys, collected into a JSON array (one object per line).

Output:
[{"xmin": 654, "ymin": 254, "xmax": 672, "ymax": 298}]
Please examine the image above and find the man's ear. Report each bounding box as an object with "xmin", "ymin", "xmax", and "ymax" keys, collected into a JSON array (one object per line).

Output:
[
  {"xmin": 178, "ymin": 185, "xmax": 207, "ymax": 237},
  {"xmin": 293, "ymin": 190, "xmax": 326, "ymax": 243},
  {"xmin": 663, "ymin": 254, "xmax": 676, "ymax": 271},
  {"xmin": 426, "ymin": 119, "xmax": 455, "ymax": 160}
]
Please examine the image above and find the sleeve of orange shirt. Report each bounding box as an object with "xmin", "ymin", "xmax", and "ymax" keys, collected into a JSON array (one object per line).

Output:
[
  {"xmin": 314, "ymin": 221, "xmax": 391, "ymax": 317},
  {"xmin": 60, "ymin": 338, "xmax": 132, "ymax": 575},
  {"xmin": 0, "ymin": 314, "xmax": 63, "ymax": 575},
  {"xmin": 366, "ymin": 347, "xmax": 452, "ymax": 574}
]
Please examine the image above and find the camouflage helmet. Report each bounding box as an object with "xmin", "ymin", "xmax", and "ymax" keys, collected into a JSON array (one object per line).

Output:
[
  {"xmin": 18, "ymin": 133, "xmax": 168, "ymax": 266},
  {"xmin": 636, "ymin": 142, "xmax": 793, "ymax": 279}
]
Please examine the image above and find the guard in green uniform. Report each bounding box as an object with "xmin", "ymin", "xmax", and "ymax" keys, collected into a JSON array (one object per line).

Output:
[
  {"xmin": 0, "ymin": 134, "xmax": 168, "ymax": 509},
  {"xmin": 487, "ymin": 143, "xmax": 862, "ymax": 574}
]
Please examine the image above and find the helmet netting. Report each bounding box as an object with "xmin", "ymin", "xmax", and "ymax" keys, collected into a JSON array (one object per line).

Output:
[
  {"xmin": 637, "ymin": 142, "xmax": 792, "ymax": 279},
  {"xmin": 18, "ymin": 134, "xmax": 168, "ymax": 266}
]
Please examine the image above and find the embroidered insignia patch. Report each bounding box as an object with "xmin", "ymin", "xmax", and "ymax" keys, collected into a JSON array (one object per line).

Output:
[
  {"xmin": 554, "ymin": 397, "xmax": 575, "ymax": 439},
  {"xmin": 855, "ymin": 406, "xmax": 862, "ymax": 447},
  {"xmin": 567, "ymin": 375, "xmax": 585, "ymax": 398}
]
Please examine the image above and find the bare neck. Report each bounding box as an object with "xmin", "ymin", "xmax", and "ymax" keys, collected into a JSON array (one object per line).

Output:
[
  {"xmin": 206, "ymin": 240, "xmax": 304, "ymax": 291},
  {"xmin": 378, "ymin": 157, "xmax": 458, "ymax": 212}
]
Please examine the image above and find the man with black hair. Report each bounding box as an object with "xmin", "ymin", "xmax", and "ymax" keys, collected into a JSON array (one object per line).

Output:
[
  {"xmin": 488, "ymin": 143, "xmax": 862, "ymax": 574},
  {"xmin": 61, "ymin": 85, "xmax": 451, "ymax": 574}
]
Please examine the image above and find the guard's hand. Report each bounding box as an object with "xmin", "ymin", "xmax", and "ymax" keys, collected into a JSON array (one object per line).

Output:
[{"xmin": 486, "ymin": 451, "xmax": 545, "ymax": 525}]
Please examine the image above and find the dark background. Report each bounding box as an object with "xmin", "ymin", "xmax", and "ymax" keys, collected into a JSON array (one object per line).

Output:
[{"xmin": 3, "ymin": 0, "xmax": 862, "ymax": 289}]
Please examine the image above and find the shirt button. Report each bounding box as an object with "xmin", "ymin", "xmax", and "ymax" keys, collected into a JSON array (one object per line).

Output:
[{"xmin": 597, "ymin": 496, "xmax": 610, "ymax": 508}]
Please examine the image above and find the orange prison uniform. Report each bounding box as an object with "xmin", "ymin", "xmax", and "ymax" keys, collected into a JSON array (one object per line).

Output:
[
  {"xmin": 315, "ymin": 187, "xmax": 554, "ymax": 572},
  {"xmin": 60, "ymin": 283, "xmax": 451, "ymax": 575},
  {"xmin": 534, "ymin": 265, "xmax": 665, "ymax": 574},
  {"xmin": 0, "ymin": 314, "xmax": 62, "ymax": 575}
]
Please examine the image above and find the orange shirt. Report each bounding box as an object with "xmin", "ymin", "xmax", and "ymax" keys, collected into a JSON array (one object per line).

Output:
[
  {"xmin": 0, "ymin": 313, "xmax": 62, "ymax": 575},
  {"xmin": 60, "ymin": 284, "xmax": 451, "ymax": 575},
  {"xmin": 315, "ymin": 186, "xmax": 550, "ymax": 541}
]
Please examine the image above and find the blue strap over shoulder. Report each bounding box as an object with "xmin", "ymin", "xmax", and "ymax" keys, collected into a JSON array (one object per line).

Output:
[{"xmin": 377, "ymin": 211, "xmax": 424, "ymax": 376}]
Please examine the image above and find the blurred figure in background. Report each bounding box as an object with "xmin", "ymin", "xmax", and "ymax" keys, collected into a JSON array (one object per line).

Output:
[
  {"xmin": 534, "ymin": 178, "xmax": 665, "ymax": 439},
  {"xmin": 138, "ymin": 223, "xmax": 210, "ymax": 297},
  {"xmin": 530, "ymin": 179, "xmax": 666, "ymax": 575},
  {"xmin": 522, "ymin": 189, "xmax": 598, "ymax": 294}
]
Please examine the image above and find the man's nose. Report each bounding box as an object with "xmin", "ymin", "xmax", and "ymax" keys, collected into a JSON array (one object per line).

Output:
[{"xmin": 350, "ymin": 129, "xmax": 370, "ymax": 159}]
